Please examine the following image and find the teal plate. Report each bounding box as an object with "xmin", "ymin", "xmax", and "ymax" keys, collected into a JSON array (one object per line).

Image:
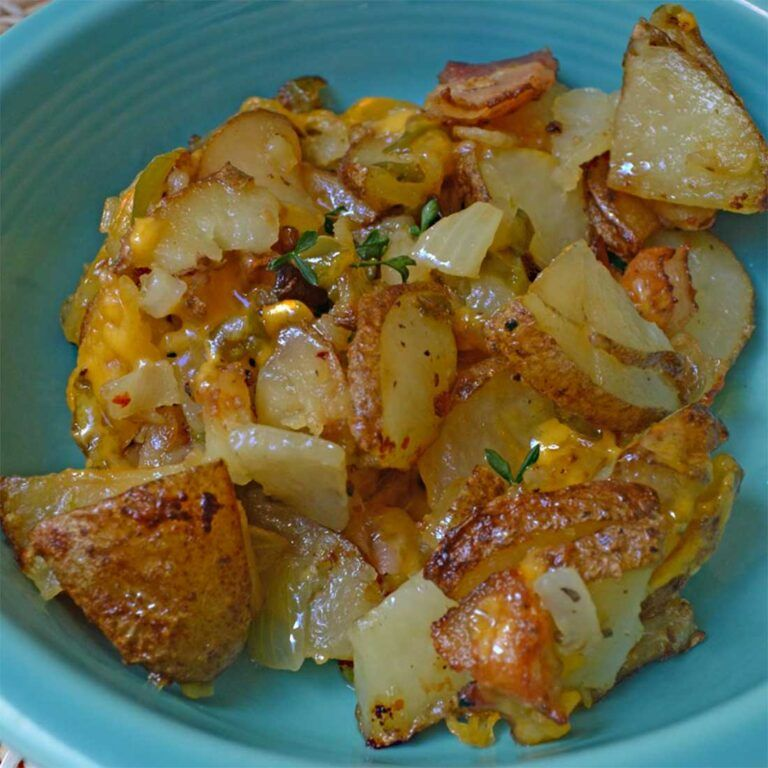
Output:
[{"xmin": 1, "ymin": 1, "xmax": 766, "ymax": 766}]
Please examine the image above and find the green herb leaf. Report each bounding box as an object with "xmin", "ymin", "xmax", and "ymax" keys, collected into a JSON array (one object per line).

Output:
[
  {"xmin": 485, "ymin": 443, "xmax": 541, "ymax": 485},
  {"xmin": 419, "ymin": 198, "xmax": 441, "ymax": 232},
  {"xmin": 295, "ymin": 230, "xmax": 319, "ymax": 254},
  {"xmin": 484, "ymin": 449, "xmax": 514, "ymax": 483},
  {"xmin": 323, "ymin": 205, "xmax": 347, "ymax": 235},
  {"xmin": 351, "ymin": 255, "xmax": 416, "ymax": 283},
  {"xmin": 356, "ymin": 229, "xmax": 390, "ymax": 261},
  {"xmin": 292, "ymin": 253, "xmax": 319, "ymax": 286},
  {"xmin": 608, "ymin": 253, "xmax": 628, "ymax": 274},
  {"xmin": 410, "ymin": 197, "xmax": 442, "ymax": 238},
  {"xmin": 267, "ymin": 229, "xmax": 320, "ymax": 285},
  {"xmin": 267, "ymin": 252, "xmax": 292, "ymax": 271},
  {"xmin": 513, "ymin": 443, "xmax": 541, "ymax": 484}
]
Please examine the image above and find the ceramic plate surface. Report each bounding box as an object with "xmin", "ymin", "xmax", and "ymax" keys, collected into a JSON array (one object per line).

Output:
[{"xmin": 1, "ymin": 1, "xmax": 766, "ymax": 766}]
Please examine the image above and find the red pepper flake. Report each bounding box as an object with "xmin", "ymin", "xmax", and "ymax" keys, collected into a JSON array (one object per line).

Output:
[
  {"xmin": 316, "ymin": 350, "xmax": 329, "ymax": 359},
  {"xmin": 111, "ymin": 393, "xmax": 131, "ymax": 408},
  {"xmin": 401, "ymin": 436, "xmax": 411, "ymax": 450}
]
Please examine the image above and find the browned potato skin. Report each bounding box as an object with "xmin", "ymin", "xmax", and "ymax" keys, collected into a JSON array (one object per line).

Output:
[
  {"xmin": 519, "ymin": 521, "xmax": 666, "ymax": 583},
  {"xmin": 432, "ymin": 569, "xmax": 564, "ymax": 722},
  {"xmin": 617, "ymin": 595, "xmax": 704, "ymax": 686},
  {"xmin": 438, "ymin": 141, "xmax": 491, "ymax": 215},
  {"xmin": 347, "ymin": 283, "xmax": 453, "ymax": 459},
  {"xmin": 30, "ymin": 461, "xmax": 252, "ymax": 684},
  {"xmin": 419, "ymin": 464, "xmax": 507, "ymax": 548},
  {"xmin": 487, "ymin": 300, "xmax": 669, "ymax": 433},
  {"xmin": 425, "ymin": 480, "xmax": 662, "ymax": 599},
  {"xmin": 584, "ymin": 153, "xmax": 660, "ymax": 258},
  {"xmin": 612, "ymin": 404, "xmax": 727, "ymax": 511}
]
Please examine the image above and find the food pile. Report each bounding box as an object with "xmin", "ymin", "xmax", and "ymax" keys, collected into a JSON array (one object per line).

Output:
[{"xmin": 1, "ymin": 3, "xmax": 764, "ymax": 749}]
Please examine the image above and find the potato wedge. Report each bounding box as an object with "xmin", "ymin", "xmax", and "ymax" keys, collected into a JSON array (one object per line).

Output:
[
  {"xmin": 136, "ymin": 166, "xmax": 281, "ymax": 274},
  {"xmin": 255, "ymin": 326, "xmax": 349, "ymax": 435},
  {"xmin": 551, "ymin": 88, "xmax": 618, "ymax": 191},
  {"xmin": 608, "ymin": 17, "xmax": 768, "ymax": 212},
  {"xmin": 30, "ymin": 461, "xmax": 252, "ymax": 683},
  {"xmin": 348, "ymin": 572, "xmax": 470, "ymax": 747},
  {"xmin": 432, "ymin": 569, "xmax": 563, "ymax": 721},
  {"xmin": 348, "ymin": 284, "xmax": 457, "ymax": 468},
  {"xmin": 645, "ymin": 230, "xmax": 755, "ymax": 393},
  {"xmin": 418, "ymin": 370, "xmax": 554, "ymax": 511},
  {"xmin": 425, "ymin": 479, "xmax": 663, "ymax": 600},
  {"xmin": 488, "ymin": 240, "xmax": 691, "ymax": 432},
  {"xmin": 199, "ymin": 109, "xmax": 321, "ymax": 225},
  {"xmin": 0, "ymin": 464, "xmax": 185, "ymax": 598}
]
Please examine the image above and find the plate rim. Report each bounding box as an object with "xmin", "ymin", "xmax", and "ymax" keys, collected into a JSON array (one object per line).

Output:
[{"xmin": 0, "ymin": 1, "xmax": 766, "ymax": 766}]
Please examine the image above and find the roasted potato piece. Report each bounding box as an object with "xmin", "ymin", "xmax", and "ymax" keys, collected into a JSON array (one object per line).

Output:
[
  {"xmin": 608, "ymin": 15, "xmax": 768, "ymax": 213},
  {"xmin": 199, "ymin": 109, "xmax": 321, "ymax": 226},
  {"xmin": 479, "ymin": 148, "xmax": 588, "ymax": 267},
  {"xmin": 425, "ymin": 479, "xmax": 663, "ymax": 600},
  {"xmin": 612, "ymin": 404, "xmax": 726, "ymax": 520},
  {"xmin": 488, "ymin": 240, "xmax": 689, "ymax": 432},
  {"xmin": 646, "ymin": 230, "xmax": 755, "ymax": 394},
  {"xmin": 418, "ymin": 370, "xmax": 554, "ymax": 511},
  {"xmin": 0, "ymin": 464, "xmax": 185, "ymax": 598},
  {"xmin": 620, "ymin": 245, "xmax": 697, "ymax": 336},
  {"xmin": 618, "ymin": 595, "xmax": 704, "ymax": 683},
  {"xmin": 130, "ymin": 165, "xmax": 281, "ymax": 274},
  {"xmin": 30, "ymin": 462, "xmax": 252, "ymax": 683},
  {"xmin": 255, "ymin": 326, "xmax": 349, "ymax": 436},
  {"xmin": 432, "ymin": 569, "xmax": 564, "ymax": 721},
  {"xmin": 425, "ymin": 51, "xmax": 558, "ymax": 124},
  {"xmin": 339, "ymin": 120, "xmax": 452, "ymax": 212},
  {"xmin": 584, "ymin": 153, "xmax": 660, "ymax": 258},
  {"xmin": 348, "ymin": 284, "xmax": 457, "ymax": 468},
  {"xmin": 349, "ymin": 572, "xmax": 470, "ymax": 747},
  {"xmin": 650, "ymin": 453, "xmax": 742, "ymax": 591},
  {"xmin": 419, "ymin": 464, "xmax": 507, "ymax": 549},
  {"xmin": 647, "ymin": 199, "xmax": 715, "ymax": 231}
]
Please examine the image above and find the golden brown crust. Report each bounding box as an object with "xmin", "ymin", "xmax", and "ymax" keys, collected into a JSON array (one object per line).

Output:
[
  {"xmin": 487, "ymin": 300, "xmax": 668, "ymax": 433},
  {"xmin": 419, "ymin": 464, "xmax": 508, "ymax": 548},
  {"xmin": 432, "ymin": 569, "xmax": 564, "ymax": 722},
  {"xmin": 520, "ymin": 521, "xmax": 665, "ymax": 582},
  {"xmin": 584, "ymin": 153, "xmax": 660, "ymax": 258},
  {"xmin": 438, "ymin": 141, "xmax": 491, "ymax": 215},
  {"xmin": 425, "ymin": 480, "xmax": 662, "ymax": 599},
  {"xmin": 442, "ymin": 356, "xmax": 510, "ymax": 415},
  {"xmin": 612, "ymin": 403, "xmax": 727, "ymax": 510},
  {"xmin": 617, "ymin": 596, "xmax": 704, "ymax": 685},
  {"xmin": 30, "ymin": 461, "xmax": 252, "ymax": 683},
  {"xmin": 347, "ymin": 283, "xmax": 452, "ymax": 457}
]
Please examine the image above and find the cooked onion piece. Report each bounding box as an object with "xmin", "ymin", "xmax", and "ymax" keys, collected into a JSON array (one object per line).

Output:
[
  {"xmin": 418, "ymin": 371, "xmax": 554, "ymax": 511},
  {"xmin": 413, "ymin": 201, "xmax": 502, "ymax": 278},
  {"xmin": 550, "ymin": 88, "xmax": 618, "ymax": 191},
  {"xmin": 479, "ymin": 148, "xmax": 588, "ymax": 267},
  {"xmin": 349, "ymin": 572, "xmax": 469, "ymax": 747},
  {"xmin": 242, "ymin": 486, "xmax": 381, "ymax": 670}
]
